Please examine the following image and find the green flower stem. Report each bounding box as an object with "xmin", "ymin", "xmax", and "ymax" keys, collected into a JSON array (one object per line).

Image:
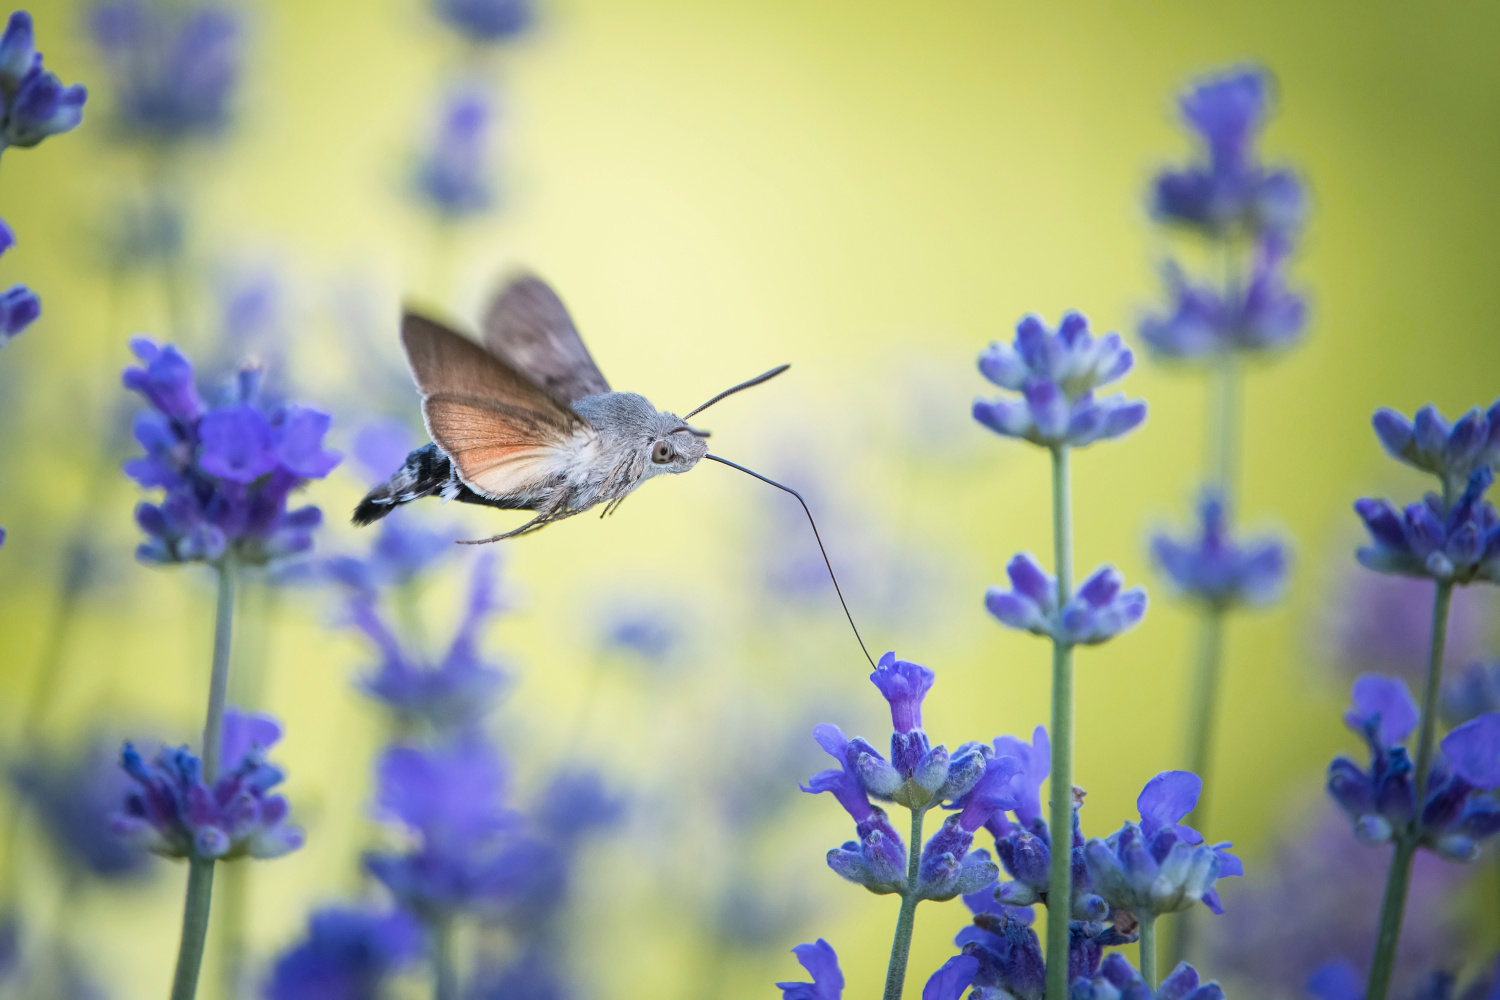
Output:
[
  {"xmin": 1139, "ymin": 913, "xmax": 1158, "ymax": 989},
  {"xmin": 882, "ymin": 806, "xmax": 927, "ymax": 1000},
  {"xmin": 1365, "ymin": 580, "xmax": 1453, "ymax": 1000},
  {"xmin": 1045, "ymin": 445, "xmax": 1075, "ymax": 1000},
  {"xmin": 167, "ymin": 559, "xmax": 237, "ymax": 1000},
  {"xmin": 433, "ymin": 915, "xmax": 459, "ymax": 1000},
  {"xmin": 201, "ymin": 559, "xmax": 237, "ymax": 783},
  {"xmin": 169, "ymin": 859, "xmax": 216, "ymax": 1000}
]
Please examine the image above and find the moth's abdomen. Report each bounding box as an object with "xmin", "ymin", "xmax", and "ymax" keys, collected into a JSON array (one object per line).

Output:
[{"xmin": 352, "ymin": 443, "xmax": 457, "ymax": 525}]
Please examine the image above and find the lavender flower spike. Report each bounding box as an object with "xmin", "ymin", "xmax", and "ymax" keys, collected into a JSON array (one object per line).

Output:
[
  {"xmin": 776, "ymin": 939, "xmax": 843, "ymax": 1000},
  {"xmin": 974, "ymin": 312, "xmax": 1147, "ymax": 450},
  {"xmin": 1152, "ymin": 491, "xmax": 1288, "ymax": 608},
  {"xmin": 803, "ymin": 724, "xmax": 908, "ymax": 894},
  {"xmin": 114, "ymin": 709, "xmax": 303, "ymax": 861},
  {"xmin": 415, "ymin": 85, "xmax": 495, "ymax": 219},
  {"xmin": 1372, "ymin": 400, "xmax": 1500, "ymax": 499},
  {"xmin": 986, "ymin": 554, "xmax": 1147, "ymax": 646},
  {"xmin": 1355, "ymin": 466, "xmax": 1500, "ymax": 584}
]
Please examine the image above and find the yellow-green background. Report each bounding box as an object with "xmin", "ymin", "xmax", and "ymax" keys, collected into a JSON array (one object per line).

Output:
[{"xmin": 3, "ymin": 1, "xmax": 1500, "ymax": 997}]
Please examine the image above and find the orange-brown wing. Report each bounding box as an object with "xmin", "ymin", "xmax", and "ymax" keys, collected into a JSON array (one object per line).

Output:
[
  {"xmin": 402, "ymin": 312, "xmax": 595, "ymax": 499},
  {"xmin": 481, "ymin": 274, "xmax": 610, "ymax": 404}
]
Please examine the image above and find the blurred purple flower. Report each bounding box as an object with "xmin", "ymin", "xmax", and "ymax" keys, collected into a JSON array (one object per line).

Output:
[
  {"xmin": 11, "ymin": 743, "xmax": 151, "ymax": 879},
  {"xmin": 985, "ymin": 554, "xmax": 1147, "ymax": 646},
  {"xmin": 1084, "ymin": 771, "xmax": 1241, "ymax": 918},
  {"xmin": 433, "ymin": 0, "xmax": 532, "ymax": 43},
  {"xmin": 324, "ymin": 515, "xmax": 459, "ymax": 598},
  {"xmin": 776, "ymin": 939, "xmax": 843, "ymax": 1000},
  {"xmin": 1152, "ymin": 491, "xmax": 1287, "ymax": 608},
  {"xmin": 415, "ymin": 86, "xmax": 495, "ymax": 219},
  {"xmin": 114, "ymin": 708, "xmax": 303, "ymax": 861},
  {"xmin": 0, "ymin": 284, "xmax": 40, "ymax": 343},
  {"xmin": 1327, "ymin": 675, "xmax": 1500, "ymax": 860},
  {"xmin": 599, "ymin": 603, "xmax": 680, "ymax": 664},
  {"xmin": 1355, "ymin": 467, "xmax": 1500, "ymax": 585},
  {"xmin": 351, "ymin": 418, "xmax": 418, "ymax": 485},
  {"xmin": 469, "ymin": 948, "xmax": 571, "ymax": 1000},
  {"xmin": 122, "ymin": 338, "xmax": 340, "ymax": 565},
  {"xmin": 1373, "ymin": 401, "xmax": 1500, "ymax": 501},
  {"xmin": 1444, "ymin": 660, "xmax": 1500, "ymax": 726},
  {"xmin": 1151, "ymin": 67, "xmax": 1304, "ymax": 237},
  {"xmin": 265, "ymin": 907, "xmax": 422, "ymax": 1000},
  {"xmin": 88, "ymin": 0, "xmax": 239, "ymax": 144},
  {"xmin": 365, "ymin": 739, "xmax": 571, "ymax": 919},
  {"xmin": 0, "ymin": 12, "xmax": 87, "ymax": 149},
  {"xmin": 1326, "ymin": 569, "xmax": 1490, "ymax": 684},
  {"xmin": 348, "ymin": 552, "xmax": 507, "ymax": 732},
  {"xmin": 1140, "ymin": 237, "xmax": 1307, "ymax": 361},
  {"xmin": 974, "ymin": 312, "xmax": 1146, "ymax": 450}
]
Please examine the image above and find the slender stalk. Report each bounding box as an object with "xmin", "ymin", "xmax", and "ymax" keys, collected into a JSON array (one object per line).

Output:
[
  {"xmin": 201, "ymin": 559, "xmax": 237, "ymax": 782},
  {"xmin": 1208, "ymin": 354, "xmax": 1240, "ymax": 500},
  {"xmin": 1182, "ymin": 608, "xmax": 1225, "ymax": 821},
  {"xmin": 881, "ymin": 807, "xmax": 926, "ymax": 1000},
  {"xmin": 169, "ymin": 859, "xmax": 217, "ymax": 1000},
  {"xmin": 1045, "ymin": 445, "xmax": 1075, "ymax": 1000},
  {"xmin": 1365, "ymin": 580, "xmax": 1453, "ymax": 1000},
  {"xmin": 1139, "ymin": 913, "xmax": 1158, "ymax": 989},
  {"xmin": 432, "ymin": 916, "xmax": 459, "ymax": 1000},
  {"xmin": 167, "ymin": 560, "xmax": 238, "ymax": 1000}
]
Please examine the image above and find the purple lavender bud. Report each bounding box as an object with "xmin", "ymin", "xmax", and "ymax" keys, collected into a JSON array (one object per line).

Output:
[
  {"xmin": 776, "ymin": 939, "xmax": 843, "ymax": 1000},
  {"xmin": 1372, "ymin": 400, "xmax": 1500, "ymax": 498},
  {"xmin": 870, "ymin": 651, "xmax": 935, "ymax": 733},
  {"xmin": 1056, "ymin": 566, "xmax": 1148, "ymax": 645},
  {"xmin": 923, "ymin": 955, "xmax": 979, "ymax": 1000},
  {"xmin": 265, "ymin": 907, "xmax": 422, "ymax": 1000},
  {"xmin": 1151, "ymin": 492, "xmax": 1288, "ymax": 608},
  {"xmin": 416, "ymin": 86, "xmax": 495, "ymax": 219},
  {"xmin": 937, "ymin": 746, "xmax": 991, "ymax": 802},
  {"xmin": 974, "ymin": 313, "xmax": 1145, "ymax": 450},
  {"xmin": 985, "ymin": 554, "xmax": 1058, "ymax": 636},
  {"xmin": 963, "ymin": 910, "xmax": 1047, "ymax": 1000},
  {"xmin": 433, "ymin": 0, "xmax": 532, "ymax": 43},
  {"xmin": 114, "ymin": 709, "xmax": 302, "ymax": 861},
  {"xmin": 1158, "ymin": 963, "xmax": 1227, "ymax": 1000},
  {"xmin": 0, "ymin": 13, "xmax": 86, "ymax": 150},
  {"xmin": 88, "ymin": 1, "xmax": 240, "ymax": 145},
  {"xmin": 951, "ymin": 754, "xmax": 1023, "ymax": 834},
  {"xmin": 0, "ymin": 284, "xmax": 40, "ymax": 344}
]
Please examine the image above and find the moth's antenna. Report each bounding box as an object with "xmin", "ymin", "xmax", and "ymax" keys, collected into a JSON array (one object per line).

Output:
[
  {"xmin": 684, "ymin": 364, "xmax": 790, "ymax": 420},
  {"xmin": 705, "ymin": 453, "xmax": 876, "ymax": 670}
]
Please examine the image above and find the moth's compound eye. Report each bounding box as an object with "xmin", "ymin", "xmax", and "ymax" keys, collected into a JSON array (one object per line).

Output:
[{"xmin": 651, "ymin": 441, "xmax": 675, "ymax": 464}]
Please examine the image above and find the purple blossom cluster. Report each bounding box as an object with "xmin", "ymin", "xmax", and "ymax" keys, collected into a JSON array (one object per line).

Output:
[
  {"xmin": 1355, "ymin": 467, "xmax": 1500, "ymax": 585},
  {"xmin": 347, "ymin": 553, "xmax": 509, "ymax": 733},
  {"xmin": 1326, "ymin": 675, "xmax": 1500, "ymax": 861},
  {"xmin": 122, "ymin": 338, "xmax": 340, "ymax": 565},
  {"xmin": 985, "ymin": 554, "xmax": 1147, "ymax": 646},
  {"xmin": 1151, "ymin": 493, "xmax": 1287, "ymax": 608},
  {"xmin": 264, "ymin": 907, "xmax": 422, "ymax": 1000},
  {"xmin": 0, "ymin": 219, "xmax": 40, "ymax": 343},
  {"xmin": 0, "ymin": 11, "xmax": 86, "ymax": 150},
  {"xmin": 433, "ymin": 0, "xmax": 532, "ymax": 43},
  {"xmin": 1374, "ymin": 401, "xmax": 1500, "ymax": 500},
  {"xmin": 415, "ymin": 86, "xmax": 496, "ymax": 219},
  {"xmin": 87, "ymin": 0, "xmax": 240, "ymax": 144},
  {"xmin": 113, "ymin": 710, "xmax": 303, "ymax": 862},
  {"xmin": 1141, "ymin": 68, "xmax": 1307, "ymax": 360},
  {"xmin": 973, "ymin": 312, "xmax": 1146, "ymax": 450},
  {"xmin": 10, "ymin": 743, "xmax": 151, "ymax": 880}
]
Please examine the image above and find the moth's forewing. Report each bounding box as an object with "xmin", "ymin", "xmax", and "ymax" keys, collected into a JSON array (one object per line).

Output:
[
  {"xmin": 401, "ymin": 312, "xmax": 595, "ymax": 501},
  {"xmin": 481, "ymin": 275, "xmax": 611, "ymax": 404}
]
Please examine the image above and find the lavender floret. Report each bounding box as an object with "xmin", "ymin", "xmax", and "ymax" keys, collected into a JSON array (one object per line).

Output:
[
  {"xmin": 1372, "ymin": 400, "xmax": 1500, "ymax": 499},
  {"xmin": 986, "ymin": 554, "xmax": 1147, "ymax": 646},
  {"xmin": 0, "ymin": 12, "xmax": 87, "ymax": 150},
  {"xmin": 1355, "ymin": 467, "xmax": 1500, "ymax": 585}
]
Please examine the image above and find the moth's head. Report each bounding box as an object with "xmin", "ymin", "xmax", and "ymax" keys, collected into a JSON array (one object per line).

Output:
[{"xmin": 645, "ymin": 409, "xmax": 709, "ymax": 474}]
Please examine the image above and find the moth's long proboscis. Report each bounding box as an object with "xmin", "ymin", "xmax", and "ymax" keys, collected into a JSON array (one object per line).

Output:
[
  {"xmin": 683, "ymin": 364, "xmax": 790, "ymax": 420},
  {"xmin": 705, "ymin": 453, "xmax": 876, "ymax": 670}
]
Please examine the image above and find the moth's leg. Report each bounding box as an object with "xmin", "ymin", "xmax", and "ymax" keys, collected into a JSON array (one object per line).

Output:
[{"xmin": 456, "ymin": 500, "xmax": 579, "ymax": 544}]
